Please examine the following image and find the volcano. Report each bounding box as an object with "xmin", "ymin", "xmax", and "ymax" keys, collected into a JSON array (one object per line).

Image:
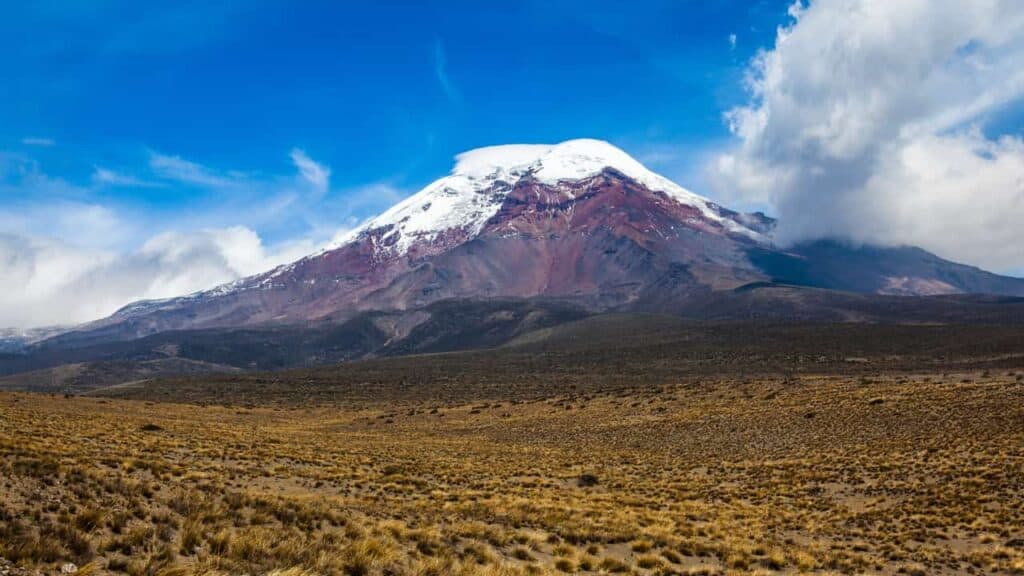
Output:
[{"xmin": 66, "ymin": 139, "xmax": 1024, "ymax": 344}]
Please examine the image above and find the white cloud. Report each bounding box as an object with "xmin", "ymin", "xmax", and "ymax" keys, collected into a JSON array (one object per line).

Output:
[
  {"xmin": 0, "ymin": 201, "xmax": 131, "ymax": 251},
  {"xmin": 0, "ymin": 225, "xmax": 325, "ymax": 329},
  {"xmin": 728, "ymin": 34, "xmax": 737, "ymax": 50},
  {"xmin": 289, "ymin": 148, "xmax": 331, "ymax": 196},
  {"xmin": 712, "ymin": 0, "xmax": 1024, "ymax": 273},
  {"xmin": 0, "ymin": 147, "xmax": 399, "ymax": 329}
]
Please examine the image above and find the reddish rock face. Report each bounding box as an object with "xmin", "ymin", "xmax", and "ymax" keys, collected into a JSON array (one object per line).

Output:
[{"xmin": 388, "ymin": 171, "xmax": 765, "ymax": 307}]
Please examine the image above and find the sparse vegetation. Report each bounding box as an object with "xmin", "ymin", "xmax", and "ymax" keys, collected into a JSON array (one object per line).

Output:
[{"xmin": 2, "ymin": 359, "xmax": 1023, "ymax": 574}]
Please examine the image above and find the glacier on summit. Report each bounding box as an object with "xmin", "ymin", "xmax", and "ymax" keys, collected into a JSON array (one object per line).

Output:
[{"xmin": 330, "ymin": 139, "xmax": 764, "ymax": 257}]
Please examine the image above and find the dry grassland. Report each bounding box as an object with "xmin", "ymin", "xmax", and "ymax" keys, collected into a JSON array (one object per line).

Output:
[{"xmin": 2, "ymin": 371, "xmax": 1024, "ymax": 575}]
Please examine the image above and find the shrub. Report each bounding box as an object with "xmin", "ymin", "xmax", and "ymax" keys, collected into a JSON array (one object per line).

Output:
[
  {"xmin": 511, "ymin": 546, "xmax": 533, "ymax": 561},
  {"xmin": 554, "ymin": 558, "xmax": 575, "ymax": 572},
  {"xmin": 598, "ymin": 557, "xmax": 630, "ymax": 573}
]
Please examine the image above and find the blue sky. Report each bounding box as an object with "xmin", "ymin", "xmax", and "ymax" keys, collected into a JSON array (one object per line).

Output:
[
  {"xmin": 1, "ymin": 1, "xmax": 789, "ymax": 247},
  {"xmin": 2, "ymin": 1, "xmax": 1023, "ymax": 328}
]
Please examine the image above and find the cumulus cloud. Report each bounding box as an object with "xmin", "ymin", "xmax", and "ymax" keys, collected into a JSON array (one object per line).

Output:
[
  {"xmin": 712, "ymin": 0, "xmax": 1024, "ymax": 272},
  {"xmin": 0, "ymin": 148, "xmax": 377, "ymax": 329},
  {"xmin": 0, "ymin": 201, "xmax": 131, "ymax": 251},
  {"xmin": 0, "ymin": 225, "xmax": 321, "ymax": 329}
]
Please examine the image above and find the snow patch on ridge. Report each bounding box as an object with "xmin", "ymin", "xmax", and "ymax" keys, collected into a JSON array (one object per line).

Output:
[{"xmin": 330, "ymin": 139, "xmax": 762, "ymax": 256}]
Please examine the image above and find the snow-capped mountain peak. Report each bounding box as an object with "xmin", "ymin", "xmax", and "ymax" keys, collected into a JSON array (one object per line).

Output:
[
  {"xmin": 75, "ymin": 139, "xmax": 1024, "ymax": 342},
  {"xmin": 331, "ymin": 139, "xmax": 757, "ymax": 256},
  {"xmin": 456, "ymin": 139, "xmax": 689, "ymax": 195}
]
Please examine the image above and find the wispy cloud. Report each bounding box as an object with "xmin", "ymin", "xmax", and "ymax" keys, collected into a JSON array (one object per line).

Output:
[
  {"xmin": 637, "ymin": 148, "xmax": 682, "ymax": 168},
  {"xmin": 300, "ymin": 180, "xmax": 407, "ymax": 248},
  {"xmin": 91, "ymin": 166, "xmax": 162, "ymax": 188},
  {"xmin": 289, "ymin": 148, "xmax": 331, "ymax": 196},
  {"xmin": 433, "ymin": 38, "xmax": 461, "ymax": 103},
  {"xmin": 21, "ymin": 137, "xmax": 55, "ymax": 147},
  {"xmin": 149, "ymin": 152, "xmax": 245, "ymax": 189}
]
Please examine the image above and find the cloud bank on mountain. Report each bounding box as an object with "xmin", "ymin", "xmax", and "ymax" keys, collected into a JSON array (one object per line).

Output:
[{"xmin": 713, "ymin": 0, "xmax": 1024, "ymax": 273}]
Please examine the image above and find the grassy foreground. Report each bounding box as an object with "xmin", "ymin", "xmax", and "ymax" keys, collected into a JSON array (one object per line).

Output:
[{"xmin": 2, "ymin": 370, "xmax": 1024, "ymax": 575}]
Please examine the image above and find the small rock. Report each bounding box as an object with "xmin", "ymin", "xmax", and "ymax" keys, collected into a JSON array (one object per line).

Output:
[{"xmin": 60, "ymin": 563, "xmax": 77, "ymax": 574}]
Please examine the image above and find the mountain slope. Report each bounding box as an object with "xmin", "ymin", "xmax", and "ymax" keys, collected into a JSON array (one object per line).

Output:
[
  {"xmin": 5, "ymin": 299, "xmax": 589, "ymax": 378},
  {"xmin": 752, "ymin": 240, "xmax": 1024, "ymax": 296}
]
